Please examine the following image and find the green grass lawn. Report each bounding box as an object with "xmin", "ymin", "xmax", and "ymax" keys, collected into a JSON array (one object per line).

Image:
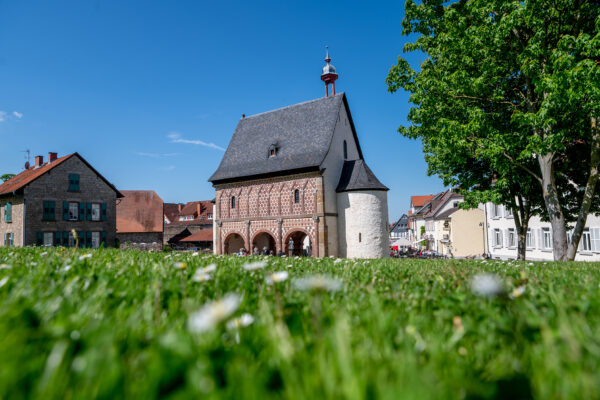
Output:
[{"xmin": 0, "ymin": 248, "xmax": 599, "ymax": 399}]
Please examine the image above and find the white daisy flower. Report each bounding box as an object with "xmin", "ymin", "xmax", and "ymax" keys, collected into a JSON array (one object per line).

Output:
[
  {"xmin": 333, "ymin": 258, "xmax": 342, "ymax": 264},
  {"xmin": 470, "ymin": 273, "xmax": 504, "ymax": 298},
  {"xmin": 0, "ymin": 276, "xmax": 8, "ymax": 288},
  {"xmin": 192, "ymin": 252, "xmax": 200, "ymax": 256},
  {"xmin": 78, "ymin": 254, "xmax": 92, "ymax": 261},
  {"xmin": 188, "ymin": 293, "xmax": 241, "ymax": 333},
  {"xmin": 192, "ymin": 269, "xmax": 212, "ymax": 282},
  {"xmin": 510, "ymin": 285, "xmax": 526, "ymax": 299},
  {"xmin": 173, "ymin": 262, "xmax": 186, "ymax": 270},
  {"xmin": 203, "ymin": 263, "xmax": 217, "ymax": 273},
  {"xmin": 0, "ymin": 264, "xmax": 11, "ymax": 270},
  {"xmin": 243, "ymin": 261, "xmax": 267, "ymax": 271},
  {"xmin": 266, "ymin": 271, "xmax": 289, "ymax": 285},
  {"xmin": 293, "ymin": 275, "xmax": 343, "ymax": 292},
  {"xmin": 286, "ymin": 264, "xmax": 293, "ymax": 268},
  {"xmin": 226, "ymin": 313, "xmax": 254, "ymax": 330}
]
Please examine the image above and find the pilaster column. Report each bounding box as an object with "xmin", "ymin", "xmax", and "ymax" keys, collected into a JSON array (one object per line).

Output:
[
  {"xmin": 312, "ymin": 216, "xmax": 320, "ymax": 257},
  {"xmin": 245, "ymin": 220, "xmax": 251, "ymax": 251},
  {"xmin": 277, "ymin": 218, "xmax": 283, "ymax": 254}
]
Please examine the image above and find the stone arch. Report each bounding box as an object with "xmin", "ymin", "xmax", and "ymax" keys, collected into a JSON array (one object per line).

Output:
[
  {"xmin": 284, "ymin": 229, "xmax": 314, "ymax": 257},
  {"xmin": 251, "ymin": 230, "xmax": 276, "ymax": 255},
  {"xmin": 223, "ymin": 231, "xmax": 247, "ymax": 254}
]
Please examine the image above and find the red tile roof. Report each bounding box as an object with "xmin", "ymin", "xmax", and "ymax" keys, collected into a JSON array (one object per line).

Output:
[
  {"xmin": 117, "ymin": 191, "xmax": 164, "ymax": 233},
  {"xmin": 166, "ymin": 200, "xmax": 213, "ymax": 225},
  {"xmin": 411, "ymin": 195, "xmax": 435, "ymax": 208},
  {"xmin": 163, "ymin": 203, "xmax": 184, "ymax": 223},
  {"xmin": 0, "ymin": 152, "xmax": 122, "ymax": 197},
  {"xmin": 180, "ymin": 229, "xmax": 213, "ymax": 242}
]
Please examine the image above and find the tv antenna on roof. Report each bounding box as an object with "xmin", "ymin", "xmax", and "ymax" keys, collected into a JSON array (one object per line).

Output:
[{"xmin": 21, "ymin": 149, "xmax": 31, "ymax": 169}]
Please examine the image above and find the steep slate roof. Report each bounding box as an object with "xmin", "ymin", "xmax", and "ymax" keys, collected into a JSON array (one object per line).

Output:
[
  {"xmin": 0, "ymin": 153, "xmax": 123, "ymax": 198},
  {"xmin": 336, "ymin": 160, "xmax": 388, "ymax": 192},
  {"xmin": 117, "ymin": 191, "xmax": 164, "ymax": 233},
  {"xmin": 180, "ymin": 229, "xmax": 213, "ymax": 242},
  {"xmin": 209, "ymin": 93, "xmax": 364, "ymax": 183}
]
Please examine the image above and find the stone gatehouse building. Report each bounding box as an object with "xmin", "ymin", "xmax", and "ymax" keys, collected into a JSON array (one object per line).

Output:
[
  {"xmin": 209, "ymin": 52, "xmax": 389, "ymax": 258},
  {"xmin": 0, "ymin": 152, "xmax": 122, "ymax": 248}
]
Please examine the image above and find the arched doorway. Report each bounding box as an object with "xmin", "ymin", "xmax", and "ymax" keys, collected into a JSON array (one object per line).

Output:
[
  {"xmin": 284, "ymin": 230, "xmax": 312, "ymax": 257},
  {"xmin": 252, "ymin": 232, "xmax": 276, "ymax": 255},
  {"xmin": 224, "ymin": 232, "xmax": 245, "ymax": 255}
]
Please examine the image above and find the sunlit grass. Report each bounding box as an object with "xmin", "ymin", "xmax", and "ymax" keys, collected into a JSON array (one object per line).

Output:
[{"xmin": 0, "ymin": 248, "xmax": 599, "ymax": 399}]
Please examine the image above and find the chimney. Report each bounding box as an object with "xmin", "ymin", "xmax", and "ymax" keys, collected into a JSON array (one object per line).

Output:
[
  {"xmin": 34, "ymin": 155, "xmax": 43, "ymax": 167},
  {"xmin": 178, "ymin": 204, "xmax": 182, "ymax": 212},
  {"xmin": 48, "ymin": 152, "xmax": 57, "ymax": 163},
  {"xmin": 197, "ymin": 202, "xmax": 201, "ymax": 217}
]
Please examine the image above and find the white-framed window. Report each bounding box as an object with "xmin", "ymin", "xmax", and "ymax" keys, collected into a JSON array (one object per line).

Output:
[
  {"xmin": 508, "ymin": 228, "xmax": 516, "ymax": 248},
  {"xmin": 178, "ymin": 215, "xmax": 194, "ymax": 221},
  {"xmin": 491, "ymin": 204, "xmax": 502, "ymax": 218},
  {"xmin": 208, "ymin": 213, "xmax": 213, "ymax": 220},
  {"xmin": 91, "ymin": 232, "xmax": 100, "ymax": 249},
  {"xmin": 43, "ymin": 232, "xmax": 53, "ymax": 247},
  {"xmin": 69, "ymin": 202, "xmax": 79, "ymax": 221},
  {"xmin": 591, "ymin": 228, "xmax": 600, "ymax": 252},
  {"xmin": 91, "ymin": 203, "xmax": 101, "ymax": 221},
  {"xmin": 581, "ymin": 229, "xmax": 592, "ymax": 252},
  {"xmin": 526, "ymin": 229, "xmax": 534, "ymax": 249},
  {"xmin": 542, "ymin": 228, "xmax": 553, "ymax": 250},
  {"xmin": 494, "ymin": 228, "xmax": 502, "ymax": 247},
  {"xmin": 505, "ymin": 207, "xmax": 513, "ymax": 218}
]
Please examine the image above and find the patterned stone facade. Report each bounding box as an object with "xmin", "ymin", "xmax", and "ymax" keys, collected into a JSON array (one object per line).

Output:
[{"xmin": 214, "ymin": 173, "xmax": 326, "ymax": 256}]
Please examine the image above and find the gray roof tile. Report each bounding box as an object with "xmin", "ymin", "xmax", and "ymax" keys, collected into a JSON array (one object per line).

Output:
[{"xmin": 336, "ymin": 160, "xmax": 389, "ymax": 192}]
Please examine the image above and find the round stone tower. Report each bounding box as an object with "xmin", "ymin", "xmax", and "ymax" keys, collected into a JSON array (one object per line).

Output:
[{"xmin": 336, "ymin": 160, "xmax": 389, "ymax": 259}]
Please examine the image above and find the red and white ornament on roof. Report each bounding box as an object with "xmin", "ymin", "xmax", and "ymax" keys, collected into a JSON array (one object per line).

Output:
[{"xmin": 321, "ymin": 46, "xmax": 338, "ymax": 97}]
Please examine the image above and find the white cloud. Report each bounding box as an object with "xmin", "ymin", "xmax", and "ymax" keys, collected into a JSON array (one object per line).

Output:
[
  {"xmin": 136, "ymin": 152, "xmax": 180, "ymax": 158},
  {"xmin": 167, "ymin": 131, "xmax": 225, "ymax": 151},
  {"xmin": 0, "ymin": 111, "xmax": 6, "ymax": 122},
  {"xmin": 13, "ymin": 111, "xmax": 23, "ymax": 119}
]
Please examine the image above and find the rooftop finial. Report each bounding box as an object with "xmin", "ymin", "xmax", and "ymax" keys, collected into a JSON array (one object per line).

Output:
[{"xmin": 321, "ymin": 46, "xmax": 338, "ymax": 97}]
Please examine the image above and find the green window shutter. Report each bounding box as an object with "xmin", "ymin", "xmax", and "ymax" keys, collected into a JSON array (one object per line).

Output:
[
  {"xmin": 101, "ymin": 231, "xmax": 107, "ymax": 247},
  {"xmin": 54, "ymin": 232, "xmax": 61, "ymax": 246},
  {"xmin": 69, "ymin": 174, "xmax": 80, "ymax": 191},
  {"xmin": 3, "ymin": 233, "xmax": 6, "ymax": 246},
  {"xmin": 79, "ymin": 202, "xmax": 85, "ymax": 221},
  {"xmin": 101, "ymin": 203, "xmax": 107, "ymax": 221},
  {"xmin": 63, "ymin": 202, "xmax": 69, "ymax": 221},
  {"xmin": 86, "ymin": 203, "xmax": 92, "ymax": 221},
  {"xmin": 36, "ymin": 232, "xmax": 43, "ymax": 246},
  {"xmin": 63, "ymin": 231, "xmax": 69, "ymax": 247},
  {"xmin": 86, "ymin": 231, "xmax": 92, "ymax": 248},
  {"xmin": 42, "ymin": 201, "xmax": 48, "ymax": 220},
  {"xmin": 49, "ymin": 201, "xmax": 55, "ymax": 221},
  {"xmin": 5, "ymin": 203, "xmax": 12, "ymax": 222},
  {"xmin": 9, "ymin": 233, "xmax": 13, "ymax": 247}
]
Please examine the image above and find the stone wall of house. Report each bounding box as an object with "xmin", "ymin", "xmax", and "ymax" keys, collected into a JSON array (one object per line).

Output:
[
  {"xmin": 23, "ymin": 156, "xmax": 118, "ymax": 247},
  {"xmin": 337, "ymin": 190, "xmax": 389, "ymax": 259},
  {"xmin": 117, "ymin": 232, "xmax": 163, "ymax": 251},
  {"xmin": 214, "ymin": 173, "xmax": 324, "ymax": 256},
  {"xmin": 0, "ymin": 195, "xmax": 25, "ymax": 247}
]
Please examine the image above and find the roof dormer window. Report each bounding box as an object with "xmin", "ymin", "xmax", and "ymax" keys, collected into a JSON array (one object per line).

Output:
[{"xmin": 268, "ymin": 143, "xmax": 279, "ymax": 158}]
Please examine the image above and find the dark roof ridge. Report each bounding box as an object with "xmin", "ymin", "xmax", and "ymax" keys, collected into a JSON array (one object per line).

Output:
[{"xmin": 243, "ymin": 92, "xmax": 345, "ymax": 120}]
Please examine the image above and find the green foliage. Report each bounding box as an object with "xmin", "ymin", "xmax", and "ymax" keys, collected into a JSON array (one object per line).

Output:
[
  {"xmin": 0, "ymin": 174, "xmax": 15, "ymax": 183},
  {"xmin": 420, "ymin": 226, "xmax": 426, "ymax": 236},
  {"xmin": 1, "ymin": 248, "xmax": 600, "ymax": 399}
]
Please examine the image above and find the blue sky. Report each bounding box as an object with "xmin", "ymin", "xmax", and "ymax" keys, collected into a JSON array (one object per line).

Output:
[{"xmin": 0, "ymin": 0, "xmax": 444, "ymax": 221}]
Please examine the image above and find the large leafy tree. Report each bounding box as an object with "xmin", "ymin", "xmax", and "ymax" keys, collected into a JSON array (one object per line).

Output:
[
  {"xmin": 388, "ymin": 0, "xmax": 600, "ymax": 260},
  {"xmin": 0, "ymin": 174, "xmax": 15, "ymax": 183}
]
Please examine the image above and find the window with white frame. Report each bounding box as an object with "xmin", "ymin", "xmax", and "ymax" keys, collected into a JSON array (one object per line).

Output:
[
  {"xmin": 494, "ymin": 228, "xmax": 502, "ymax": 247},
  {"xmin": 505, "ymin": 207, "xmax": 513, "ymax": 218},
  {"xmin": 68, "ymin": 202, "xmax": 79, "ymax": 221},
  {"xmin": 508, "ymin": 228, "xmax": 516, "ymax": 248},
  {"xmin": 91, "ymin": 203, "xmax": 101, "ymax": 221},
  {"xmin": 491, "ymin": 204, "xmax": 501, "ymax": 218},
  {"xmin": 591, "ymin": 228, "xmax": 600, "ymax": 252},
  {"xmin": 179, "ymin": 216, "xmax": 194, "ymax": 221},
  {"xmin": 208, "ymin": 213, "xmax": 213, "ymax": 220},
  {"xmin": 43, "ymin": 232, "xmax": 53, "ymax": 247},
  {"xmin": 526, "ymin": 229, "xmax": 534, "ymax": 248},
  {"xmin": 542, "ymin": 228, "xmax": 553, "ymax": 250},
  {"xmin": 581, "ymin": 229, "xmax": 592, "ymax": 252},
  {"xmin": 91, "ymin": 232, "xmax": 100, "ymax": 249}
]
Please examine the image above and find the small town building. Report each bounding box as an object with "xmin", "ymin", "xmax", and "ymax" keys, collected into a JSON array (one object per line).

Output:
[
  {"xmin": 209, "ymin": 50, "xmax": 389, "ymax": 258},
  {"xmin": 0, "ymin": 152, "xmax": 121, "ymax": 248},
  {"xmin": 163, "ymin": 201, "xmax": 213, "ymax": 249},
  {"xmin": 408, "ymin": 194, "xmax": 435, "ymax": 242},
  {"xmin": 178, "ymin": 228, "xmax": 214, "ymax": 252},
  {"xmin": 484, "ymin": 203, "xmax": 600, "ymax": 261},
  {"xmin": 116, "ymin": 190, "xmax": 164, "ymax": 250},
  {"xmin": 390, "ymin": 214, "xmax": 410, "ymax": 240}
]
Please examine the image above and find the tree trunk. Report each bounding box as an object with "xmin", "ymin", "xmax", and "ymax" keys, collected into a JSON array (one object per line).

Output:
[
  {"xmin": 538, "ymin": 152, "xmax": 569, "ymax": 261},
  {"xmin": 567, "ymin": 116, "xmax": 600, "ymax": 260},
  {"xmin": 512, "ymin": 195, "xmax": 530, "ymax": 261}
]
